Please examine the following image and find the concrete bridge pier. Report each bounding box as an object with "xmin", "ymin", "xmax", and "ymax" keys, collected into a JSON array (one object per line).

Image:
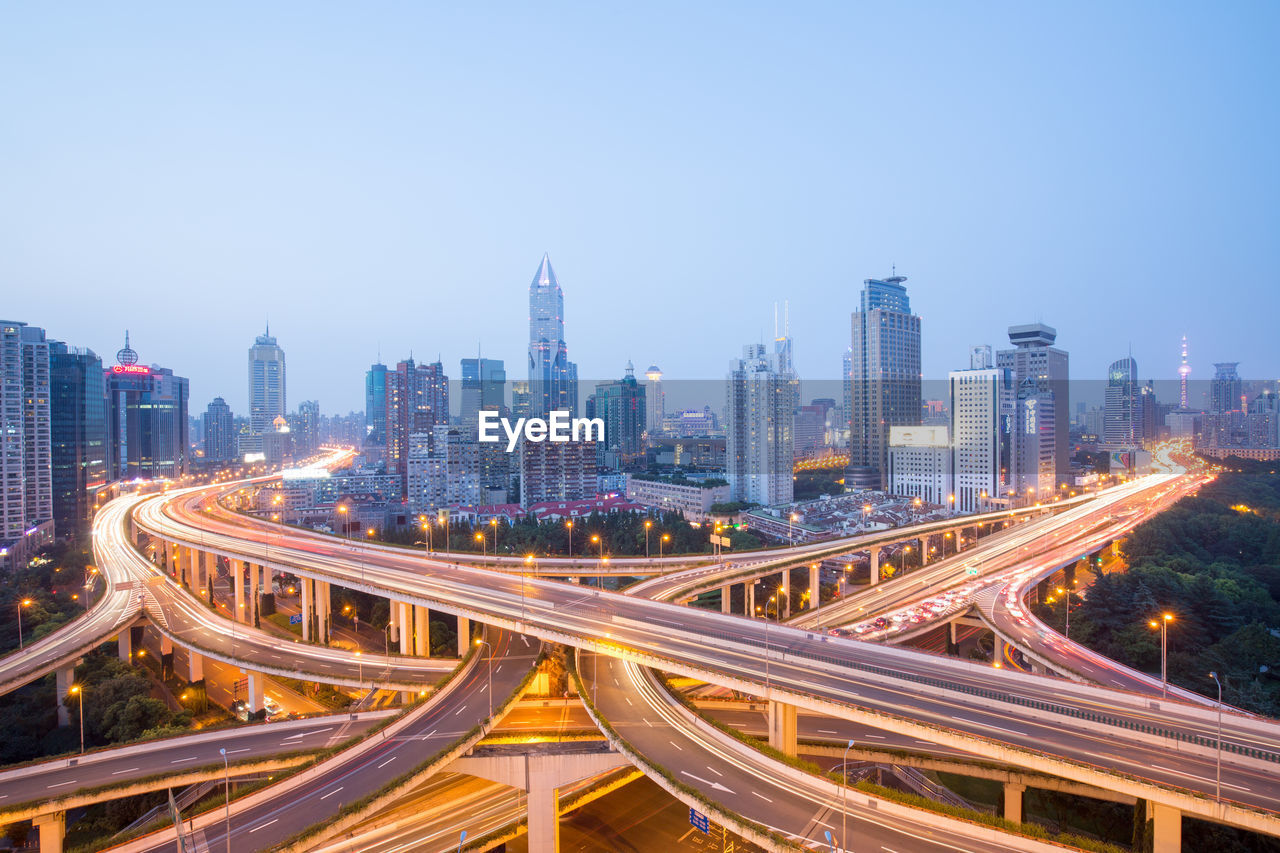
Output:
[
  {"xmin": 720, "ymin": 584, "xmax": 731, "ymax": 614},
  {"xmin": 398, "ymin": 602, "xmax": 412, "ymax": 655},
  {"xmin": 184, "ymin": 650, "xmax": 204, "ymax": 682},
  {"xmin": 457, "ymin": 617, "xmax": 472, "ymax": 656},
  {"xmin": 768, "ymin": 700, "xmax": 798, "ymax": 756},
  {"xmin": 808, "ymin": 563, "xmax": 820, "ymax": 608},
  {"xmin": 34, "ymin": 810, "xmax": 65, "ymax": 853},
  {"xmin": 231, "ymin": 559, "xmax": 246, "ymax": 622},
  {"xmin": 414, "ymin": 606, "xmax": 430, "ymax": 656},
  {"xmin": 302, "ymin": 578, "xmax": 314, "ymax": 642},
  {"xmin": 1003, "ymin": 782, "xmax": 1025, "ymax": 822},
  {"xmin": 869, "ymin": 548, "xmax": 881, "ymax": 585},
  {"xmin": 779, "ymin": 571, "xmax": 790, "ymax": 617},
  {"xmin": 55, "ymin": 666, "xmax": 74, "ymax": 727},
  {"xmin": 244, "ymin": 670, "xmax": 266, "ymax": 713},
  {"xmin": 1152, "ymin": 801, "xmax": 1182, "ymax": 853}
]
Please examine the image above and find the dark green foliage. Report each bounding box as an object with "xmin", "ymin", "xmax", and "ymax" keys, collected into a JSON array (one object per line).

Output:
[
  {"xmin": 1067, "ymin": 473, "xmax": 1280, "ymax": 715},
  {"xmin": 0, "ymin": 543, "xmax": 96, "ymax": 655}
]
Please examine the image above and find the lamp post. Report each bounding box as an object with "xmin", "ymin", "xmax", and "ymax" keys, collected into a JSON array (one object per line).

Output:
[
  {"xmin": 841, "ymin": 738, "xmax": 855, "ymax": 853},
  {"xmin": 475, "ymin": 532, "xmax": 486, "ymax": 565},
  {"xmin": 219, "ymin": 747, "xmax": 231, "ymax": 853},
  {"xmin": 489, "ymin": 518, "xmax": 499, "ymax": 563},
  {"xmin": 644, "ymin": 519, "xmax": 652, "ymax": 559},
  {"xmin": 522, "ymin": 555, "xmax": 533, "ymax": 621},
  {"xmin": 659, "ymin": 533, "xmax": 670, "ymax": 571},
  {"xmin": 1209, "ymin": 671, "xmax": 1223, "ymax": 802},
  {"xmin": 355, "ymin": 649, "xmax": 363, "ymax": 692},
  {"xmin": 1056, "ymin": 587, "xmax": 1071, "ymax": 639},
  {"xmin": 17, "ymin": 598, "xmax": 32, "ymax": 650},
  {"xmin": 441, "ymin": 515, "xmax": 449, "ymax": 554},
  {"xmin": 788, "ymin": 513, "xmax": 798, "ymax": 546},
  {"xmin": 565, "ymin": 520, "xmax": 573, "ymax": 560},
  {"xmin": 758, "ymin": 594, "xmax": 779, "ymax": 694},
  {"xmin": 1148, "ymin": 613, "xmax": 1174, "ymax": 697},
  {"xmin": 70, "ymin": 684, "xmax": 85, "ymax": 754},
  {"xmin": 475, "ymin": 638, "xmax": 493, "ymax": 720}
]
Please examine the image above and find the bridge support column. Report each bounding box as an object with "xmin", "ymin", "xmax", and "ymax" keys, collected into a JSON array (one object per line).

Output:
[
  {"xmin": 779, "ymin": 571, "xmax": 790, "ymax": 618},
  {"xmin": 1151, "ymin": 802, "xmax": 1181, "ymax": 853},
  {"xmin": 185, "ymin": 650, "xmax": 204, "ymax": 682},
  {"xmin": 1002, "ymin": 782, "xmax": 1025, "ymax": 823},
  {"xmin": 808, "ymin": 563, "xmax": 820, "ymax": 609},
  {"xmin": 767, "ymin": 700, "xmax": 798, "ymax": 756},
  {"xmin": 317, "ymin": 581, "xmax": 331, "ymax": 642},
  {"xmin": 399, "ymin": 602, "xmax": 412, "ymax": 655},
  {"xmin": 117, "ymin": 626, "xmax": 134, "ymax": 662},
  {"xmin": 245, "ymin": 671, "xmax": 265, "ymax": 713},
  {"xmin": 745, "ymin": 582, "xmax": 756, "ymax": 617},
  {"xmin": 869, "ymin": 548, "xmax": 881, "ymax": 585},
  {"xmin": 919, "ymin": 538, "xmax": 930, "ymax": 565},
  {"xmin": 301, "ymin": 579, "xmax": 313, "ymax": 641},
  {"xmin": 995, "ymin": 636, "xmax": 1008, "ymax": 667},
  {"xmin": 34, "ymin": 811, "xmax": 65, "ymax": 853},
  {"xmin": 198, "ymin": 550, "xmax": 210, "ymax": 589},
  {"xmin": 248, "ymin": 564, "xmax": 260, "ymax": 622},
  {"xmin": 55, "ymin": 666, "xmax": 74, "ymax": 727},
  {"xmin": 231, "ymin": 560, "xmax": 246, "ymax": 622},
  {"xmin": 947, "ymin": 620, "xmax": 959, "ymax": 655},
  {"xmin": 414, "ymin": 606, "xmax": 430, "ymax": 656},
  {"xmin": 457, "ymin": 617, "xmax": 471, "ymax": 656},
  {"xmin": 528, "ymin": 775, "xmax": 560, "ymax": 852},
  {"xmin": 720, "ymin": 585, "xmax": 731, "ymax": 614}
]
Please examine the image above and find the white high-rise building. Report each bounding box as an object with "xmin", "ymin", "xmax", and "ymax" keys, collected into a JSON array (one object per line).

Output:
[
  {"xmin": 1, "ymin": 321, "xmax": 54, "ymax": 570},
  {"xmin": 407, "ymin": 426, "xmax": 481, "ymax": 515},
  {"xmin": 726, "ymin": 344, "xmax": 794, "ymax": 506},
  {"xmin": 949, "ymin": 360, "xmax": 1014, "ymax": 513},
  {"xmin": 644, "ymin": 365, "xmax": 664, "ymax": 438},
  {"xmin": 248, "ymin": 327, "xmax": 286, "ymax": 436},
  {"xmin": 1103, "ymin": 356, "xmax": 1140, "ymax": 448}
]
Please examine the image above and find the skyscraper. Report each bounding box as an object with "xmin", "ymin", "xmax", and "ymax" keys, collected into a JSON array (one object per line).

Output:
[
  {"xmin": 997, "ymin": 323, "xmax": 1069, "ymax": 493},
  {"xmin": 726, "ymin": 344, "xmax": 794, "ymax": 506},
  {"xmin": 1210, "ymin": 363, "xmax": 1243, "ymax": 413},
  {"xmin": 203, "ymin": 397, "xmax": 236, "ymax": 464},
  {"xmin": 1103, "ymin": 357, "xmax": 1140, "ymax": 447},
  {"xmin": 460, "ymin": 357, "xmax": 506, "ymax": 430},
  {"xmin": 49, "ymin": 342, "xmax": 108, "ymax": 537},
  {"xmin": 948, "ymin": 354, "xmax": 1013, "ymax": 513},
  {"xmin": 292, "ymin": 400, "xmax": 320, "ymax": 457},
  {"xmin": 106, "ymin": 334, "xmax": 190, "ymax": 480},
  {"xmin": 590, "ymin": 362, "xmax": 647, "ymax": 471},
  {"xmin": 527, "ymin": 254, "xmax": 578, "ymax": 417},
  {"xmin": 644, "ymin": 365, "xmax": 665, "ymax": 438},
  {"xmin": 365, "ymin": 361, "xmax": 389, "ymax": 461},
  {"xmin": 385, "ymin": 357, "xmax": 449, "ymax": 489},
  {"xmin": 1, "ymin": 321, "xmax": 55, "ymax": 569},
  {"xmin": 848, "ymin": 275, "xmax": 922, "ymax": 489},
  {"xmin": 248, "ymin": 327, "xmax": 286, "ymax": 436}
]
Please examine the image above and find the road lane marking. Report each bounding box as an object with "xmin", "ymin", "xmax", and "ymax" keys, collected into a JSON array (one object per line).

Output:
[
  {"xmin": 225, "ymin": 747, "xmax": 251, "ymax": 755},
  {"xmin": 111, "ymin": 767, "xmax": 141, "ymax": 775},
  {"xmin": 170, "ymin": 756, "xmax": 199, "ymax": 763},
  {"xmin": 248, "ymin": 818, "xmax": 279, "ymax": 833},
  {"xmin": 750, "ymin": 791, "xmax": 773, "ymax": 802},
  {"xmin": 46, "ymin": 780, "xmax": 78, "ymax": 788},
  {"xmin": 377, "ymin": 757, "xmax": 397, "ymax": 769},
  {"xmin": 668, "ymin": 740, "xmax": 683, "ymax": 751},
  {"xmin": 707, "ymin": 766, "xmax": 722, "ymax": 776},
  {"xmin": 1150, "ymin": 764, "xmax": 1251, "ymax": 792}
]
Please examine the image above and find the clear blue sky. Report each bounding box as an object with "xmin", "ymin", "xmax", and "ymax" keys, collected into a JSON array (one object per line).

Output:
[{"xmin": 3, "ymin": 2, "xmax": 1277, "ymax": 414}]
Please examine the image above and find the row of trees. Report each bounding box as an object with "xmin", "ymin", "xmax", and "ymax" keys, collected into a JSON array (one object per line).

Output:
[{"xmin": 0, "ymin": 543, "xmax": 96, "ymax": 656}]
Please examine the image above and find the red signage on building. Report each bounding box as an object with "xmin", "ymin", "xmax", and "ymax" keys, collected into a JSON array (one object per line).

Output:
[{"xmin": 111, "ymin": 364, "xmax": 151, "ymax": 375}]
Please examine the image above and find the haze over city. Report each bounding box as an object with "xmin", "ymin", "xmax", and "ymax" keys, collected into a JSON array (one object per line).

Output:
[{"xmin": 4, "ymin": 3, "xmax": 1278, "ymax": 414}]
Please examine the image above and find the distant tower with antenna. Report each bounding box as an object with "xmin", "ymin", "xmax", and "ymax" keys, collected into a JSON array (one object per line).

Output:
[{"xmin": 1178, "ymin": 335, "xmax": 1191, "ymax": 409}]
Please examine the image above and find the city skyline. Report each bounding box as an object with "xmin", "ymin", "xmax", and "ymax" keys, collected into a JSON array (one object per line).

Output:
[{"xmin": 4, "ymin": 4, "xmax": 1278, "ymax": 413}]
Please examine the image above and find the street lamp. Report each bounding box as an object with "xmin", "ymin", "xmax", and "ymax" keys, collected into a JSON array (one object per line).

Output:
[
  {"xmin": 475, "ymin": 532, "xmax": 486, "ymax": 564},
  {"xmin": 899, "ymin": 545, "xmax": 911, "ymax": 574},
  {"xmin": 489, "ymin": 518, "xmax": 499, "ymax": 561},
  {"xmin": 336, "ymin": 504, "xmax": 348, "ymax": 538},
  {"xmin": 16, "ymin": 598, "xmax": 32, "ymax": 649},
  {"xmin": 565, "ymin": 520, "xmax": 573, "ymax": 559},
  {"xmin": 1209, "ymin": 671, "xmax": 1223, "ymax": 802},
  {"xmin": 659, "ymin": 533, "xmax": 670, "ymax": 562},
  {"xmin": 1056, "ymin": 587, "xmax": 1072, "ymax": 639},
  {"xmin": 758, "ymin": 594, "xmax": 779, "ymax": 693},
  {"xmin": 355, "ymin": 650, "xmax": 363, "ymax": 691},
  {"xmin": 219, "ymin": 747, "xmax": 231, "ymax": 853},
  {"xmin": 475, "ymin": 638, "xmax": 493, "ymax": 720},
  {"xmin": 789, "ymin": 513, "xmax": 798, "ymax": 546},
  {"xmin": 1148, "ymin": 613, "xmax": 1174, "ymax": 697},
  {"xmin": 644, "ymin": 519, "xmax": 652, "ymax": 559},
  {"xmin": 842, "ymin": 738, "xmax": 856, "ymax": 853},
  {"xmin": 70, "ymin": 684, "xmax": 85, "ymax": 754}
]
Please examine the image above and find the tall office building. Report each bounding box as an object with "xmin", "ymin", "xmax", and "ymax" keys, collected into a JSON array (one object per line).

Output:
[
  {"xmin": 49, "ymin": 343, "xmax": 108, "ymax": 537},
  {"xmin": 1, "ymin": 321, "xmax": 55, "ymax": 568},
  {"xmin": 248, "ymin": 327, "xmax": 286, "ymax": 436},
  {"xmin": 590, "ymin": 362, "xmax": 647, "ymax": 471},
  {"xmin": 365, "ymin": 361, "xmax": 389, "ymax": 455},
  {"xmin": 385, "ymin": 357, "xmax": 449, "ymax": 489},
  {"xmin": 1210, "ymin": 363, "xmax": 1243, "ymax": 414},
  {"xmin": 292, "ymin": 400, "xmax": 320, "ymax": 457},
  {"xmin": 1103, "ymin": 357, "xmax": 1140, "ymax": 447},
  {"xmin": 527, "ymin": 254, "xmax": 578, "ymax": 416},
  {"xmin": 948, "ymin": 354, "xmax": 1013, "ymax": 513},
  {"xmin": 644, "ymin": 365, "xmax": 665, "ymax": 438},
  {"xmin": 407, "ymin": 425, "xmax": 482, "ymax": 514},
  {"xmin": 726, "ymin": 344, "xmax": 794, "ymax": 506},
  {"xmin": 510, "ymin": 381, "xmax": 532, "ymax": 419},
  {"xmin": 840, "ymin": 347, "xmax": 853, "ymax": 437},
  {"xmin": 848, "ymin": 275, "xmax": 922, "ymax": 489},
  {"xmin": 460, "ymin": 357, "xmax": 506, "ymax": 430},
  {"xmin": 997, "ymin": 323, "xmax": 1069, "ymax": 492},
  {"xmin": 203, "ymin": 397, "xmax": 236, "ymax": 464},
  {"xmin": 107, "ymin": 335, "xmax": 190, "ymax": 481}
]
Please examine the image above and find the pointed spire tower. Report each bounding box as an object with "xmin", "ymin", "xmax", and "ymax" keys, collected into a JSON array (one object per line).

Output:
[{"xmin": 527, "ymin": 253, "xmax": 577, "ymax": 416}]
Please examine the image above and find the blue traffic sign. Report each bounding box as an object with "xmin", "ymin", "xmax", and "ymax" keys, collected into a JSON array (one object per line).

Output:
[
  {"xmin": 689, "ymin": 807, "xmax": 709, "ymax": 833},
  {"xmin": 289, "ymin": 614, "xmax": 303, "ymax": 625}
]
